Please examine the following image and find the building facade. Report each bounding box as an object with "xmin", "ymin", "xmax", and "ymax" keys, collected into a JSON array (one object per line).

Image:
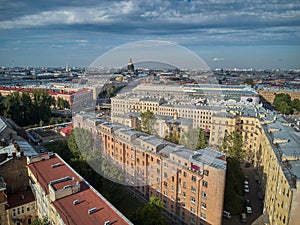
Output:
[{"xmin": 74, "ymin": 113, "xmax": 227, "ymax": 225}]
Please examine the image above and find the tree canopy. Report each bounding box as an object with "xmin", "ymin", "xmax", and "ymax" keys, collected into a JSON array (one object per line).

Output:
[
  {"xmin": 3, "ymin": 90, "xmax": 54, "ymax": 126},
  {"xmin": 139, "ymin": 110, "xmax": 156, "ymax": 135},
  {"xmin": 180, "ymin": 127, "xmax": 208, "ymax": 150},
  {"xmin": 273, "ymin": 93, "xmax": 300, "ymax": 115},
  {"xmin": 31, "ymin": 217, "xmax": 51, "ymax": 225},
  {"xmin": 221, "ymin": 131, "xmax": 245, "ymax": 160},
  {"xmin": 133, "ymin": 196, "xmax": 168, "ymax": 225}
]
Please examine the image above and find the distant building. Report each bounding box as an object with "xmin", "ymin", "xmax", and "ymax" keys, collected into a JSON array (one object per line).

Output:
[
  {"xmin": 258, "ymin": 87, "xmax": 300, "ymax": 103},
  {"xmin": 127, "ymin": 58, "xmax": 134, "ymax": 72}
]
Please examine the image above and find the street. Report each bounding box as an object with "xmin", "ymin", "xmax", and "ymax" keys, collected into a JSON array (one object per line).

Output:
[{"xmin": 223, "ymin": 163, "xmax": 263, "ymax": 225}]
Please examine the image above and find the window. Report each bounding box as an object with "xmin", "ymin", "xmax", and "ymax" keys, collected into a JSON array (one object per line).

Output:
[
  {"xmin": 164, "ymin": 162, "xmax": 168, "ymax": 168},
  {"xmin": 183, "ymin": 192, "xmax": 186, "ymax": 198},
  {"xmin": 190, "ymin": 207, "xmax": 195, "ymax": 214},
  {"xmin": 13, "ymin": 209, "xmax": 16, "ymax": 217},
  {"xmin": 202, "ymin": 180, "xmax": 208, "ymax": 188},
  {"xmin": 27, "ymin": 205, "xmax": 30, "ymax": 212},
  {"xmin": 200, "ymin": 213, "xmax": 206, "ymax": 220},
  {"xmin": 191, "ymin": 196, "xmax": 196, "ymax": 204},
  {"xmin": 157, "ymin": 168, "xmax": 160, "ymax": 174},
  {"xmin": 191, "ymin": 175, "xmax": 196, "ymax": 182},
  {"xmin": 183, "ymin": 182, "xmax": 187, "ymax": 188},
  {"xmin": 171, "ymin": 185, "xmax": 174, "ymax": 192},
  {"xmin": 202, "ymin": 191, "xmax": 207, "ymax": 199},
  {"xmin": 190, "ymin": 217, "xmax": 195, "ymax": 224},
  {"xmin": 183, "ymin": 171, "xmax": 187, "ymax": 177},
  {"xmin": 201, "ymin": 202, "xmax": 207, "ymax": 209},
  {"xmin": 164, "ymin": 172, "xmax": 168, "ymax": 178},
  {"xmin": 204, "ymin": 170, "xmax": 209, "ymax": 176},
  {"xmin": 182, "ymin": 202, "xmax": 185, "ymax": 208},
  {"xmin": 157, "ymin": 159, "xmax": 161, "ymax": 165},
  {"xmin": 164, "ymin": 181, "xmax": 168, "ymax": 187},
  {"xmin": 191, "ymin": 186, "xmax": 196, "ymax": 193}
]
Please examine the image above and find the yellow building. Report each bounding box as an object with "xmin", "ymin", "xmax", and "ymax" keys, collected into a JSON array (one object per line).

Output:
[
  {"xmin": 74, "ymin": 113, "xmax": 227, "ymax": 225},
  {"xmin": 258, "ymin": 87, "xmax": 300, "ymax": 103}
]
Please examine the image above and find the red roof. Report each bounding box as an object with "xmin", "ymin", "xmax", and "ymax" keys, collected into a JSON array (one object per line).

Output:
[
  {"xmin": 0, "ymin": 86, "xmax": 74, "ymax": 96},
  {"xmin": 28, "ymin": 154, "xmax": 132, "ymax": 225},
  {"xmin": 60, "ymin": 125, "xmax": 73, "ymax": 137},
  {"xmin": 7, "ymin": 189, "xmax": 35, "ymax": 209}
]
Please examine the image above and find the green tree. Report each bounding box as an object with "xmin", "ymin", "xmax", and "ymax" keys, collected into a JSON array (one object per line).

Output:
[
  {"xmin": 57, "ymin": 117, "xmax": 64, "ymax": 123},
  {"xmin": 4, "ymin": 92, "xmax": 21, "ymax": 123},
  {"xmin": 56, "ymin": 97, "xmax": 69, "ymax": 109},
  {"xmin": 221, "ymin": 131, "xmax": 245, "ymax": 160},
  {"xmin": 273, "ymin": 93, "xmax": 293, "ymax": 115},
  {"xmin": 133, "ymin": 196, "xmax": 168, "ymax": 225},
  {"xmin": 291, "ymin": 99, "xmax": 300, "ymax": 112},
  {"xmin": 165, "ymin": 131, "xmax": 180, "ymax": 144},
  {"xmin": 32, "ymin": 90, "xmax": 55, "ymax": 123},
  {"xmin": 223, "ymin": 158, "xmax": 244, "ymax": 214},
  {"xmin": 0, "ymin": 93, "xmax": 4, "ymax": 116},
  {"xmin": 20, "ymin": 91, "xmax": 34, "ymax": 125},
  {"xmin": 244, "ymin": 78, "xmax": 254, "ymax": 86},
  {"xmin": 49, "ymin": 117, "xmax": 55, "ymax": 125},
  {"xmin": 180, "ymin": 128, "xmax": 208, "ymax": 150},
  {"xmin": 68, "ymin": 128, "xmax": 93, "ymax": 158},
  {"xmin": 139, "ymin": 110, "xmax": 156, "ymax": 135},
  {"xmin": 31, "ymin": 217, "xmax": 51, "ymax": 225}
]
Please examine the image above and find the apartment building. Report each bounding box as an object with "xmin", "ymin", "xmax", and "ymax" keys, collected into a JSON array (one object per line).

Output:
[
  {"xmin": 27, "ymin": 153, "xmax": 133, "ymax": 225},
  {"xmin": 112, "ymin": 94, "xmax": 225, "ymax": 131},
  {"xmin": 74, "ymin": 113, "xmax": 227, "ymax": 225},
  {"xmin": 259, "ymin": 117, "xmax": 300, "ymax": 225},
  {"xmin": 111, "ymin": 112, "xmax": 193, "ymax": 138},
  {"xmin": 258, "ymin": 87, "xmax": 300, "ymax": 103},
  {"xmin": 208, "ymin": 107, "xmax": 300, "ymax": 225}
]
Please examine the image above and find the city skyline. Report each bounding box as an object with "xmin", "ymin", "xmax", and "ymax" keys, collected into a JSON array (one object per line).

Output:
[{"xmin": 0, "ymin": 0, "xmax": 300, "ymax": 69}]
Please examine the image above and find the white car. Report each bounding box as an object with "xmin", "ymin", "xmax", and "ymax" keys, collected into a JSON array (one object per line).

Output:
[
  {"xmin": 244, "ymin": 187, "xmax": 250, "ymax": 193},
  {"xmin": 244, "ymin": 180, "xmax": 249, "ymax": 185},
  {"xmin": 244, "ymin": 184, "xmax": 249, "ymax": 189},
  {"xmin": 246, "ymin": 206, "xmax": 252, "ymax": 214}
]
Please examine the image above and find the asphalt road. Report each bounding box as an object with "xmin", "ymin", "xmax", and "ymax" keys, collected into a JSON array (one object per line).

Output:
[{"xmin": 223, "ymin": 164, "xmax": 263, "ymax": 225}]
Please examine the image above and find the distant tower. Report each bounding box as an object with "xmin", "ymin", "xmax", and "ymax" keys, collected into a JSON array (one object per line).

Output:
[{"xmin": 127, "ymin": 58, "xmax": 134, "ymax": 72}]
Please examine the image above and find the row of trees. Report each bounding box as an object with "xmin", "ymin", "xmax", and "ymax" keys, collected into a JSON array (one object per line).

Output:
[
  {"xmin": 273, "ymin": 93, "xmax": 300, "ymax": 115},
  {"xmin": 0, "ymin": 91, "xmax": 69, "ymax": 126}
]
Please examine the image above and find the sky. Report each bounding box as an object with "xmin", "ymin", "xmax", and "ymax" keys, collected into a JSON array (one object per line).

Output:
[{"xmin": 0, "ymin": 0, "xmax": 300, "ymax": 69}]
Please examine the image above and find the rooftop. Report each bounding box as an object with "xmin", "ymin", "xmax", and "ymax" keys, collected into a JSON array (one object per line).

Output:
[
  {"xmin": 28, "ymin": 153, "xmax": 132, "ymax": 225},
  {"xmin": 7, "ymin": 189, "xmax": 35, "ymax": 209}
]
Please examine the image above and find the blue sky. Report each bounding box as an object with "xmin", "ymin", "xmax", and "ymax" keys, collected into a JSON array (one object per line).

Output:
[{"xmin": 0, "ymin": 0, "xmax": 300, "ymax": 69}]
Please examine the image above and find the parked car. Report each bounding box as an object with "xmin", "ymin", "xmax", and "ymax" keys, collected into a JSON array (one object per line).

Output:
[
  {"xmin": 241, "ymin": 213, "xmax": 247, "ymax": 223},
  {"xmin": 222, "ymin": 211, "xmax": 232, "ymax": 219},
  {"xmin": 246, "ymin": 206, "xmax": 253, "ymax": 214},
  {"xmin": 244, "ymin": 180, "xmax": 249, "ymax": 185},
  {"xmin": 244, "ymin": 187, "xmax": 250, "ymax": 193}
]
